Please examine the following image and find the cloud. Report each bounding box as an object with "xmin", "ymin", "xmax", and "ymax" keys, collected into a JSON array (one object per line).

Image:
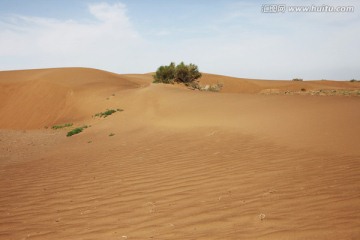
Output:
[
  {"xmin": 89, "ymin": 2, "xmax": 128, "ymax": 24},
  {"xmin": 0, "ymin": 2, "xmax": 141, "ymax": 72},
  {"xmin": 157, "ymin": 0, "xmax": 360, "ymax": 80},
  {"xmin": 0, "ymin": 1, "xmax": 359, "ymax": 79}
]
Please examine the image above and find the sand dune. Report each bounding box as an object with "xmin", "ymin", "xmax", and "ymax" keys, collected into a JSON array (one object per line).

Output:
[
  {"xmin": 199, "ymin": 73, "xmax": 360, "ymax": 93},
  {"xmin": 0, "ymin": 68, "xmax": 359, "ymax": 239},
  {"xmin": 0, "ymin": 68, "xmax": 145, "ymax": 129}
]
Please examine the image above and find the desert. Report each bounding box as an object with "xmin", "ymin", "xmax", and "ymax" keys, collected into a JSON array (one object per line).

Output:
[
  {"xmin": 1, "ymin": 0, "xmax": 360, "ymax": 239},
  {"xmin": 1, "ymin": 67, "xmax": 359, "ymax": 239}
]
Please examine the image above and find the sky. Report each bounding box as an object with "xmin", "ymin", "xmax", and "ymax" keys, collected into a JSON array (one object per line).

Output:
[{"xmin": 0, "ymin": 0, "xmax": 359, "ymax": 80}]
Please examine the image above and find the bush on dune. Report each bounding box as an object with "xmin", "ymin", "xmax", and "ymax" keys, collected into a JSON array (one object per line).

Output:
[
  {"xmin": 153, "ymin": 62, "xmax": 176, "ymax": 84},
  {"xmin": 153, "ymin": 62, "xmax": 202, "ymax": 84},
  {"xmin": 66, "ymin": 125, "xmax": 89, "ymax": 137},
  {"xmin": 153, "ymin": 62, "xmax": 224, "ymax": 92},
  {"xmin": 174, "ymin": 62, "xmax": 202, "ymax": 83},
  {"xmin": 94, "ymin": 109, "xmax": 123, "ymax": 118}
]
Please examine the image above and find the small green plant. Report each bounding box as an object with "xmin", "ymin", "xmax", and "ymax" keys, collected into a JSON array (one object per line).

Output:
[
  {"xmin": 292, "ymin": 78, "xmax": 303, "ymax": 81},
  {"xmin": 94, "ymin": 109, "xmax": 123, "ymax": 118},
  {"xmin": 109, "ymin": 133, "xmax": 115, "ymax": 137},
  {"xmin": 66, "ymin": 125, "xmax": 88, "ymax": 137},
  {"xmin": 52, "ymin": 123, "xmax": 73, "ymax": 130}
]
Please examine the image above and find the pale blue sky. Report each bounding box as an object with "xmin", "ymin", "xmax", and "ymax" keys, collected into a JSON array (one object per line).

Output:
[{"xmin": 0, "ymin": 0, "xmax": 359, "ymax": 80}]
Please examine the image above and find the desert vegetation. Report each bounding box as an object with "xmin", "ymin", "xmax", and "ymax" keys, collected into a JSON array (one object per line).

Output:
[
  {"xmin": 153, "ymin": 62, "xmax": 224, "ymax": 92},
  {"xmin": 153, "ymin": 62, "xmax": 202, "ymax": 84},
  {"xmin": 66, "ymin": 125, "xmax": 89, "ymax": 137},
  {"xmin": 94, "ymin": 109, "xmax": 123, "ymax": 118},
  {"xmin": 260, "ymin": 88, "xmax": 360, "ymax": 96},
  {"xmin": 292, "ymin": 78, "xmax": 303, "ymax": 81},
  {"xmin": 51, "ymin": 123, "xmax": 73, "ymax": 129},
  {"xmin": 185, "ymin": 82, "xmax": 223, "ymax": 92}
]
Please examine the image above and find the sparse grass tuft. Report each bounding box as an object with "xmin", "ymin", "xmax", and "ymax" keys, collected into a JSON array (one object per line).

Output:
[
  {"xmin": 94, "ymin": 109, "xmax": 123, "ymax": 118},
  {"xmin": 52, "ymin": 123, "xmax": 73, "ymax": 130},
  {"xmin": 207, "ymin": 83, "xmax": 224, "ymax": 92},
  {"xmin": 109, "ymin": 133, "xmax": 115, "ymax": 137},
  {"xmin": 185, "ymin": 82, "xmax": 223, "ymax": 92},
  {"xmin": 301, "ymin": 88, "xmax": 306, "ymax": 92},
  {"xmin": 184, "ymin": 81, "xmax": 201, "ymax": 90},
  {"xmin": 66, "ymin": 125, "xmax": 88, "ymax": 137}
]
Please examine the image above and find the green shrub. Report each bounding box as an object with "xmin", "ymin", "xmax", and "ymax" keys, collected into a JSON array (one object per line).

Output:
[
  {"xmin": 153, "ymin": 62, "xmax": 202, "ymax": 84},
  {"xmin": 175, "ymin": 62, "xmax": 202, "ymax": 83},
  {"xmin": 292, "ymin": 78, "xmax": 303, "ymax": 81},
  {"xmin": 94, "ymin": 109, "xmax": 123, "ymax": 118},
  {"xmin": 350, "ymin": 79, "xmax": 358, "ymax": 82},
  {"xmin": 52, "ymin": 123, "xmax": 73, "ymax": 129},
  {"xmin": 66, "ymin": 125, "xmax": 88, "ymax": 137},
  {"xmin": 153, "ymin": 62, "xmax": 176, "ymax": 84}
]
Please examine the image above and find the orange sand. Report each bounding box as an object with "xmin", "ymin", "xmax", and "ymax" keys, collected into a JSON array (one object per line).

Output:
[{"xmin": 0, "ymin": 68, "xmax": 359, "ymax": 239}]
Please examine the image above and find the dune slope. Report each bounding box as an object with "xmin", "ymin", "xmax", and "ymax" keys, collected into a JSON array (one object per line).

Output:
[{"xmin": 0, "ymin": 68, "xmax": 147, "ymax": 129}]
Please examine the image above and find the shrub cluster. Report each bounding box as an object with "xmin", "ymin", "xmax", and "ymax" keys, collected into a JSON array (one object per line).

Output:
[
  {"xmin": 292, "ymin": 78, "xmax": 303, "ymax": 81},
  {"xmin": 94, "ymin": 109, "xmax": 123, "ymax": 118},
  {"xmin": 153, "ymin": 62, "xmax": 202, "ymax": 84},
  {"xmin": 67, "ymin": 125, "xmax": 89, "ymax": 137}
]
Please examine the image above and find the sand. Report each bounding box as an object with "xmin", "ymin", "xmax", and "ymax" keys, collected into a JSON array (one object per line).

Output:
[{"xmin": 0, "ymin": 68, "xmax": 359, "ymax": 239}]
